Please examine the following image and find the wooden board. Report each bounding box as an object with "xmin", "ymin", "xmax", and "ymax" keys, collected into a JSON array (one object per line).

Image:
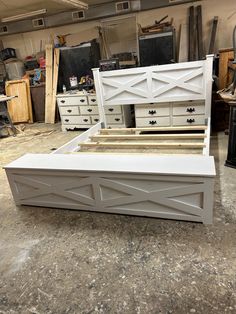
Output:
[
  {"xmin": 6, "ymin": 79, "xmax": 33, "ymax": 123},
  {"xmin": 208, "ymin": 16, "xmax": 218, "ymax": 54},
  {"xmin": 188, "ymin": 6, "xmax": 195, "ymax": 61},
  {"xmin": 45, "ymin": 44, "xmax": 53, "ymax": 123},
  {"xmin": 178, "ymin": 24, "xmax": 188, "ymax": 62},
  {"xmin": 79, "ymin": 142, "xmax": 206, "ymax": 148},
  {"xmin": 50, "ymin": 48, "xmax": 60, "ymax": 124},
  {"xmin": 100, "ymin": 126, "xmax": 207, "ymax": 134},
  {"xmin": 90, "ymin": 134, "xmax": 207, "ymax": 140},
  {"xmin": 24, "ymin": 79, "xmax": 33, "ymax": 123},
  {"xmin": 196, "ymin": 5, "xmax": 204, "ymax": 60}
]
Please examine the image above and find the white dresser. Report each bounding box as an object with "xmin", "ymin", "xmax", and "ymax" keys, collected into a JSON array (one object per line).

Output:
[
  {"xmin": 57, "ymin": 92, "xmax": 132, "ymax": 131},
  {"xmin": 135, "ymin": 100, "xmax": 205, "ymax": 128}
]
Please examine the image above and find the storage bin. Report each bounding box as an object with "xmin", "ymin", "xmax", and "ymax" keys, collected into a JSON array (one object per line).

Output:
[{"xmin": 0, "ymin": 48, "xmax": 16, "ymax": 61}]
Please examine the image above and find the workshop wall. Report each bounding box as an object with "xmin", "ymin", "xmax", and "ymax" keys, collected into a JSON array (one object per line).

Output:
[{"xmin": 1, "ymin": 0, "xmax": 235, "ymax": 59}]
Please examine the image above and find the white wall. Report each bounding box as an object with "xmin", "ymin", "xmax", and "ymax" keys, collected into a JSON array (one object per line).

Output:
[{"xmin": 1, "ymin": 0, "xmax": 236, "ymax": 59}]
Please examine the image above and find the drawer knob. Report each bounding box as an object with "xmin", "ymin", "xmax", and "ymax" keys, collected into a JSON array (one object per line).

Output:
[
  {"xmin": 80, "ymin": 99, "xmax": 85, "ymax": 103},
  {"xmin": 83, "ymin": 119, "xmax": 88, "ymax": 122},
  {"xmin": 186, "ymin": 107, "xmax": 195, "ymax": 113},
  {"xmin": 61, "ymin": 100, "xmax": 65, "ymax": 103},
  {"xmin": 94, "ymin": 119, "xmax": 99, "ymax": 122},
  {"xmin": 148, "ymin": 110, "xmax": 156, "ymax": 115},
  {"xmin": 91, "ymin": 98, "xmax": 96, "ymax": 102},
  {"xmin": 115, "ymin": 118, "xmax": 120, "ymax": 122},
  {"xmin": 67, "ymin": 110, "xmax": 72, "ymax": 113},
  {"xmin": 87, "ymin": 108, "xmax": 92, "ymax": 112},
  {"xmin": 65, "ymin": 119, "xmax": 69, "ymax": 122},
  {"xmin": 187, "ymin": 118, "xmax": 195, "ymax": 123},
  {"xmin": 108, "ymin": 108, "xmax": 114, "ymax": 112},
  {"xmin": 149, "ymin": 120, "xmax": 157, "ymax": 125}
]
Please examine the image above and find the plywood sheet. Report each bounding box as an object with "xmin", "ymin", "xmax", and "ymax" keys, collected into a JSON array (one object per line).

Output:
[{"xmin": 6, "ymin": 79, "xmax": 33, "ymax": 123}]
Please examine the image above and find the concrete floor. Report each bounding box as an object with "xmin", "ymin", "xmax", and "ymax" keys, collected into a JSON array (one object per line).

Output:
[{"xmin": 0, "ymin": 123, "xmax": 236, "ymax": 314}]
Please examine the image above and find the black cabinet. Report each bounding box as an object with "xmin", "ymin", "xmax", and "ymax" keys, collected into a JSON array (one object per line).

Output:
[
  {"xmin": 58, "ymin": 40, "xmax": 100, "ymax": 92},
  {"xmin": 139, "ymin": 30, "xmax": 176, "ymax": 66},
  {"xmin": 225, "ymin": 102, "xmax": 236, "ymax": 168}
]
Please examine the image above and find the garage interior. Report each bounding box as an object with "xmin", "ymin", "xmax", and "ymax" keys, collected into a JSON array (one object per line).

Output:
[{"xmin": 0, "ymin": 0, "xmax": 236, "ymax": 313}]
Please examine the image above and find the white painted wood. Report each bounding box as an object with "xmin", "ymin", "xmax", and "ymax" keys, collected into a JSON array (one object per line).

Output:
[
  {"xmin": 204, "ymin": 55, "xmax": 214, "ymax": 117},
  {"xmin": 5, "ymin": 154, "xmax": 215, "ymax": 177},
  {"xmin": 104, "ymin": 105, "xmax": 122, "ymax": 115},
  {"xmin": 106, "ymin": 114, "xmax": 123, "ymax": 124},
  {"xmin": 52, "ymin": 122, "xmax": 102, "ymax": 154},
  {"xmin": 135, "ymin": 104, "xmax": 170, "ymax": 117},
  {"xmin": 57, "ymin": 96, "xmax": 88, "ymax": 106},
  {"xmin": 5, "ymin": 58, "xmax": 215, "ymax": 224},
  {"xmin": 172, "ymin": 115, "xmax": 206, "ymax": 126},
  {"xmin": 88, "ymin": 94, "xmax": 98, "ymax": 105},
  {"xmin": 5, "ymin": 166, "xmax": 215, "ymax": 223},
  {"xmin": 80, "ymin": 106, "xmax": 99, "ymax": 115},
  {"xmin": 61, "ymin": 116, "xmax": 91, "ymax": 125},
  {"xmin": 59, "ymin": 106, "xmax": 80, "ymax": 115},
  {"xmin": 92, "ymin": 68, "xmax": 107, "ymax": 128},
  {"xmin": 136, "ymin": 116, "xmax": 171, "ymax": 128},
  {"xmin": 203, "ymin": 117, "xmax": 211, "ymax": 156},
  {"xmin": 91, "ymin": 116, "xmax": 100, "ymax": 124},
  {"xmin": 93, "ymin": 60, "xmax": 207, "ymax": 107},
  {"xmin": 173, "ymin": 102, "xmax": 205, "ymax": 116}
]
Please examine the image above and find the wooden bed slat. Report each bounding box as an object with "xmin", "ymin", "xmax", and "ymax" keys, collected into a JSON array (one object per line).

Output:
[
  {"xmin": 79, "ymin": 142, "xmax": 206, "ymax": 148},
  {"xmin": 90, "ymin": 134, "xmax": 207, "ymax": 140},
  {"xmin": 100, "ymin": 126, "xmax": 207, "ymax": 133}
]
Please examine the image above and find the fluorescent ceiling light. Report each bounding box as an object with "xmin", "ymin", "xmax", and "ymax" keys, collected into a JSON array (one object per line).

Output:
[
  {"xmin": 2, "ymin": 9, "xmax": 47, "ymax": 23},
  {"xmin": 53, "ymin": 0, "xmax": 88, "ymax": 9}
]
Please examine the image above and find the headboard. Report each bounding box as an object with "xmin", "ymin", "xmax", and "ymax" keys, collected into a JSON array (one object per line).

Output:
[{"xmin": 92, "ymin": 55, "xmax": 213, "ymax": 126}]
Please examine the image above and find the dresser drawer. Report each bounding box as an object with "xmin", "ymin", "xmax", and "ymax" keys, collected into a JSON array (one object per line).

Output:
[
  {"xmin": 136, "ymin": 117, "xmax": 170, "ymax": 127},
  {"xmin": 60, "ymin": 106, "xmax": 79, "ymax": 115},
  {"xmin": 106, "ymin": 115, "xmax": 123, "ymax": 124},
  {"xmin": 135, "ymin": 104, "xmax": 170, "ymax": 117},
  {"xmin": 104, "ymin": 105, "xmax": 122, "ymax": 115},
  {"xmin": 80, "ymin": 106, "xmax": 99, "ymax": 115},
  {"xmin": 173, "ymin": 102, "xmax": 205, "ymax": 116},
  {"xmin": 57, "ymin": 96, "xmax": 87, "ymax": 106},
  {"xmin": 88, "ymin": 95, "xmax": 97, "ymax": 105},
  {"xmin": 173, "ymin": 115, "xmax": 205, "ymax": 126},
  {"xmin": 62, "ymin": 116, "xmax": 91, "ymax": 125},
  {"xmin": 91, "ymin": 116, "xmax": 100, "ymax": 124}
]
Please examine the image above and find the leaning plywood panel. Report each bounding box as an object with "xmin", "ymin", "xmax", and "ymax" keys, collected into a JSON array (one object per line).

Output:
[{"xmin": 6, "ymin": 79, "xmax": 33, "ymax": 123}]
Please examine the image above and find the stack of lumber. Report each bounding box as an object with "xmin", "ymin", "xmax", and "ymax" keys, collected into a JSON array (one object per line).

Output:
[
  {"xmin": 187, "ymin": 5, "xmax": 218, "ymax": 62},
  {"xmin": 77, "ymin": 126, "xmax": 207, "ymax": 155},
  {"xmin": 45, "ymin": 44, "xmax": 60, "ymax": 124}
]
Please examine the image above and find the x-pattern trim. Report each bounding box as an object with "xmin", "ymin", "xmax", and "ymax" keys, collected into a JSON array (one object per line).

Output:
[
  {"xmin": 102, "ymin": 67, "xmax": 204, "ymax": 102},
  {"xmin": 13, "ymin": 175, "xmax": 204, "ymax": 218}
]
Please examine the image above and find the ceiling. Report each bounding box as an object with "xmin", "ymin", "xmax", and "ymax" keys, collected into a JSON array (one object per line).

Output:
[{"xmin": 0, "ymin": 0, "xmax": 113, "ymax": 19}]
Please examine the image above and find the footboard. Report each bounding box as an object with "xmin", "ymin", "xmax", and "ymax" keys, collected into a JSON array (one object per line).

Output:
[{"xmin": 5, "ymin": 154, "xmax": 215, "ymax": 224}]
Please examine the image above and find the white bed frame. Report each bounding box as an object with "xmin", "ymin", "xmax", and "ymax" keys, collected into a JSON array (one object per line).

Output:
[{"xmin": 5, "ymin": 56, "xmax": 216, "ymax": 224}]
